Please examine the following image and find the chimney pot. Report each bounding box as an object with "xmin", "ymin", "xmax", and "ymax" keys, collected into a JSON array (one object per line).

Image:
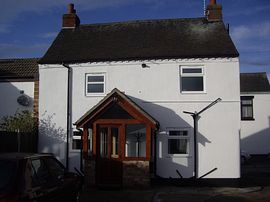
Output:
[
  {"xmin": 206, "ymin": 0, "xmax": 222, "ymax": 22},
  {"xmin": 210, "ymin": 0, "xmax": 216, "ymax": 5},
  {"xmin": 68, "ymin": 3, "xmax": 76, "ymax": 14},
  {"xmin": 62, "ymin": 4, "xmax": 80, "ymax": 28}
]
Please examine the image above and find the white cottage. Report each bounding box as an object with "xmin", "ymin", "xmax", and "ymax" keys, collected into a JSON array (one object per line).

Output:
[
  {"xmin": 38, "ymin": 0, "xmax": 241, "ymax": 186},
  {"xmin": 240, "ymin": 72, "xmax": 270, "ymax": 155}
]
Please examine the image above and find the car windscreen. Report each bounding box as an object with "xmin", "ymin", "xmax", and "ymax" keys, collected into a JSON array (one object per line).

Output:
[{"xmin": 0, "ymin": 160, "xmax": 17, "ymax": 190}]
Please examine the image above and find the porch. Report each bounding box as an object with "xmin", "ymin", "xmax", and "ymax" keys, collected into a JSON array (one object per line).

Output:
[{"xmin": 75, "ymin": 88, "xmax": 159, "ymax": 187}]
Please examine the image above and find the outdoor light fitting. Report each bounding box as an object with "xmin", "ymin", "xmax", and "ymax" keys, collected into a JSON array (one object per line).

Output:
[{"xmin": 141, "ymin": 63, "xmax": 150, "ymax": 68}]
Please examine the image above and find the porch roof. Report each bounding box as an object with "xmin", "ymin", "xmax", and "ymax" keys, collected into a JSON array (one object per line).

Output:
[{"xmin": 75, "ymin": 88, "xmax": 159, "ymax": 129}]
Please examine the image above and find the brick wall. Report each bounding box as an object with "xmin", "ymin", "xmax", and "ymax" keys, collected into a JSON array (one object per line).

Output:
[
  {"xmin": 123, "ymin": 160, "xmax": 150, "ymax": 188},
  {"xmin": 84, "ymin": 159, "xmax": 96, "ymax": 186}
]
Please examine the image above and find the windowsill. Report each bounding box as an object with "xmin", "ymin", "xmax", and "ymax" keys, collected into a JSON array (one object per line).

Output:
[
  {"xmin": 181, "ymin": 91, "xmax": 206, "ymax": 94},
  {"xmin": 241, "ymin": 118, "xmax": 255, "ymax": 121},
  {"xmin": 85, "ymin": 93, "xmax": 106, "ymax": 97},
  {"xmin": 166, "ymin": 154, "xmax": 191, "ymax": 158},
  {"xmin": 70, "ymin": 149, "xmax": 81, "ymax": 153},
  {"xmin": 123, "ymin": 157, "xmax": 150, "ymax": 161}
]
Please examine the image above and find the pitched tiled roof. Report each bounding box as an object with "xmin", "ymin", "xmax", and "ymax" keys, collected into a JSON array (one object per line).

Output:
[
  {"xmin": 39, "ymin": 18, "xmax": 239, "ymax": 64},
  {"xmin": 0, "ymin": 58, "xmax": 39, "ymax": 81},
  {"xmin": 240, "ymin": 72, "xmax": 270, "ymax": 93}
]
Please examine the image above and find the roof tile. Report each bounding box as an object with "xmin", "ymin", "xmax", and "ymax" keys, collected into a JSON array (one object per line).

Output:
[{"xmin": 39, "ymin": 18, "xmax": 239, "ymax": 64}]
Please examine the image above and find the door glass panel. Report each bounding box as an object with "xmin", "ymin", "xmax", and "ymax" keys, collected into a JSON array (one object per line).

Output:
[
  {"xmin": 99, "ymin": 128, "xmax": 108, "ymax": 157},
  {"xmin": 111, "ymin": 127, "xmax": 119, "ymax": 158},
  {"xmin": 125, "ymin": 124, "xmax": 146, "ymax": 157}
]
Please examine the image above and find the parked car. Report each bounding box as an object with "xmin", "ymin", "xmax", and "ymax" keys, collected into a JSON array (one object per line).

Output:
[{"xmin": 0, "ymin": 153, "xmax": 83, "ymax": 202}]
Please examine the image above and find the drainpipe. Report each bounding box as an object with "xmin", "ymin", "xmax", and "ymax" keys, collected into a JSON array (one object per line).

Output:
[
  {"xmin": 77, "ymin": 128, "xmax": 84, "ymax": 173},
  {"xmin": 183, "ymin": 98, "xmax": 221, "ymax": 179},
  {"xmin": 63, "ymin": 63, "xmax": 72, "ymax": 170},
  {"xmin": 154, "ymin": 129, "xmax": 157, "ymax": 177}
]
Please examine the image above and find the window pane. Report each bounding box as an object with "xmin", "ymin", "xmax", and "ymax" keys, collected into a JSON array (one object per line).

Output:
[
  {"xmin": 242, "ymin": 106, "xmax": 253, "ymax": 118},
  {"xmin": 182, "ymin": 68, "xmax": 202, "ymax": 74},
  {"xmin": 100, "ymin": 128, "xmax": 108, "ymax": 157},
  {"xmin": 168, "ymin": 139, "xmax": 188, "ymax": 154},
  {"xmin": 111, "ymin": 127, "xmax": 119, "ymax": 157},
  {"xmin": 72, "ymin": 131, "xmax": 81, "ymax": 150},
  {"xmin": 88, "ymin": 75, "xmax": 104, "ymax": 82},
  {"xmin": 31, "ymin": 159, "xmax": 50, "ymax": 184},
  {"xmin": 241, "ymin": 100, "xmax": 252, "ymax": 105},
  {"xmin": 182, "ymin": 77, "xmax": 203, "ymax": 91},
  {"xmin": 169, "ymin": 130, "xmax": 188, "ymax": 136},
  {"xmin": 72, "ymin": 139, "xmax": 81, "ymax": 150},
  {"xmin": 87, "ymin": 84, "xmax": 104, "ymax": 93},
  {"xmin": 125, "ymin": 124, "xmax": 146, "ymax": 157},
  {"xmin": 44, "ymin": 158, "xmax": 65, "ymax": 178},
  {"xmin": 88, "ymin": 129, "xmax": 93, "ymax": 155}
]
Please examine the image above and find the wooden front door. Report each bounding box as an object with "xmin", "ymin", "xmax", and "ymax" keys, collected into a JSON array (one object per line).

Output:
[{"xmin": 96, "ymin": 125, "xmax": 122, "ymax": 186}]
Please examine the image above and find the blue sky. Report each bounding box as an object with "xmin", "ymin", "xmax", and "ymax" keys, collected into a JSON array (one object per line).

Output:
[{"xmin": 0, "ymin": 0, "xmax": 270, "ymax": 78}]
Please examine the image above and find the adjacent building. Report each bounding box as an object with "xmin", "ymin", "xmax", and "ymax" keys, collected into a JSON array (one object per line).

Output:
[
  {"xmin": 0, "ymin": 58, "xmax": 39, "ymax": 119},
  {"xmin": 240, "ymin": 72, "xmax": 270, "ymax": 155}
]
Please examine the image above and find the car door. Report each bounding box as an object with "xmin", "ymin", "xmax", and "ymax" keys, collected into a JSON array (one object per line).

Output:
[
  {"xmin": 31, "ymin": 158, "xmax": 61, "ymax": 202},
  {"xmin": 43, "ymin": 157, "xmax": 78, "ymax": 202}
]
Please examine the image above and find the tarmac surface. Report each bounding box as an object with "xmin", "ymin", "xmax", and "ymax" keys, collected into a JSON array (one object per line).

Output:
[
  {"xmin": 80, "ymin": 186, "xmax": 270, "ymax": 202},
  {"xmin": 80, "ymin": 155, "xmax": 270, "ymax": 202}
]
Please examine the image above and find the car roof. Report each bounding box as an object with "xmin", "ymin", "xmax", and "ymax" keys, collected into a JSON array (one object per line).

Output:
[{"xmin": 0, "ymin": 153, "xmax": 54, "ymax": 160}]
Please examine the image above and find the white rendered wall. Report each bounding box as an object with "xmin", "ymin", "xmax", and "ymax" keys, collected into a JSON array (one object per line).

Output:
[
  {"xmin": 0, "ymin": 81, "xmax": 34, "ymax": 118},
  {"xmin": 241, "ymin": 93, "xmax": 270, "ymax": 154},
  {"xmin": 39, "ymin": 58, "xmax": 241, "ymax": 178},
  {"xmin": 38, "ymin": 65, "xmax": 68, "ymax": 165}
]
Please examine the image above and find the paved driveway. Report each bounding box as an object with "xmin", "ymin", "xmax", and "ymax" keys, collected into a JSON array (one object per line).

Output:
[
  {"xmin": 80, "ymin": 156, "xmax": 270, "ymax": 202},
  {"xmin": 80, "ymin": 186, "xmax": 270, "ymax": 202}
]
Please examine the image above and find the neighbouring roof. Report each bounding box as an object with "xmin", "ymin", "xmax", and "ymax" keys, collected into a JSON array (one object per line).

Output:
[
  {"xmin": 0, "ymin": 58, "xmax": 39, "ymax": 81},
  {"xmin": 240, "ymin": 72, "xmax": 270, "ymax": 93},
  {"xmin": 39, "ymin": 18, "xmax": 239, "ymax": 64},
  {"xmin": 75, "ymin": 88, "xmax": 159, "ymax": 128}
]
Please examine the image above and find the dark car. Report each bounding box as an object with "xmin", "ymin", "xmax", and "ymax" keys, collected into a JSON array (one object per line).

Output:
[{"xmin": 0, "ymin": 153, "xmax": 82, "ymax": 202}]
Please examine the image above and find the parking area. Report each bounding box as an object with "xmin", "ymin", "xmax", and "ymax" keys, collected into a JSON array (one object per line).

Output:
[
  {"xmin": 80, "ymin": 186, "xmax": 270, "ymax": 202},
  {"xmin": 241, "ymin": 155, "xmax": 270, "ymax": 186},
  {"xmin": 80, "ymin": 155, "xmax": 270, "ymax": 202}
]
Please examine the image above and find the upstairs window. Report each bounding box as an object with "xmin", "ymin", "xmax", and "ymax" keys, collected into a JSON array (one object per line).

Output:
[
  {"xmin": 86, "ymin": 73, "xmax": 105, "ymax": 96},
  {"xmin": 180, "ymin": 66, "xmax": 204, "ymax": 93},
  {"xmin": 241, "ymin": 96, "xmax": 254, "ymax": 120}
]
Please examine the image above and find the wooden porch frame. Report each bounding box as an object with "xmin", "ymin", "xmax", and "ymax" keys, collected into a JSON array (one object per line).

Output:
[{"xmin": 80, "ymin": 90, "xmax": 158, "ymax": 162}]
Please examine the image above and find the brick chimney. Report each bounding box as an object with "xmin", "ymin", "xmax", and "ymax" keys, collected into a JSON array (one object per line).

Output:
[
  {"xmin": 206, "ymin": 0, "xmax": 222, "ymax": 22},
  {"xmin": 62, "ymin": 4, "xmax": 80, "ymax": 28}
]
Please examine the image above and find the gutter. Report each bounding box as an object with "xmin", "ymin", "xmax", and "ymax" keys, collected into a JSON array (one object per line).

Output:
[{"xmin": 62, "ymin": 63, "xmax": 72, "ymax": 170}]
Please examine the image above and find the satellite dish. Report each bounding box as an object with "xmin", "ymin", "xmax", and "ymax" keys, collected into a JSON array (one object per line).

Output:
[{"xmin": 17, "ymin": 94, "xmax": 31, "ymax": 107}]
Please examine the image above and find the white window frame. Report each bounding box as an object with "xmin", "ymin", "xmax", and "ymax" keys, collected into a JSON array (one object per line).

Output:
[
  {"xmin": 180, "ymin": 66, "xmax": 205, "ymax": 93},
  {"xmin": 85, "ymin": 73, "xmax": 106, "ymax": 96},
  {"xmin": 167, "ymin": 128, "xmax": 191, "ymax": 157}
]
